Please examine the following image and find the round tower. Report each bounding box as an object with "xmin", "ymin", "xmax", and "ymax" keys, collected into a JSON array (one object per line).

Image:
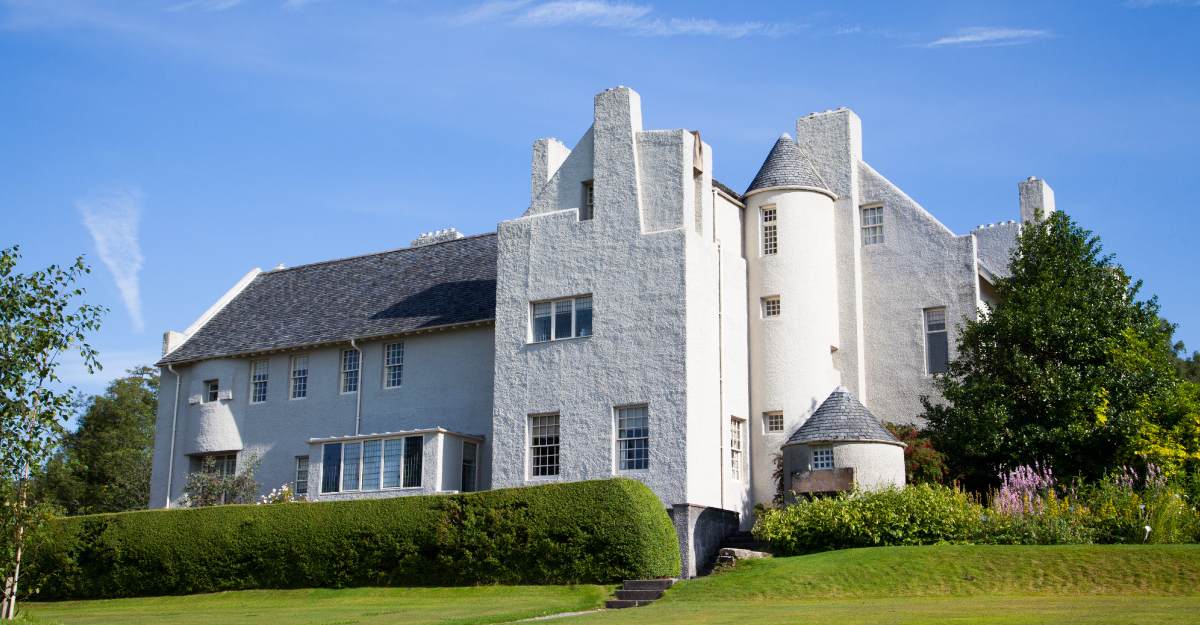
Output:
[{"xmin": 744, "ymin": 133, "xmax": 841, "ymax": 506}]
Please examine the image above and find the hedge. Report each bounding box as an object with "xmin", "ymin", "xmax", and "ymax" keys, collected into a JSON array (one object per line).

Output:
[{"xmin": 24, "ymin": 478, "xmax": 680, "ymax": 600}]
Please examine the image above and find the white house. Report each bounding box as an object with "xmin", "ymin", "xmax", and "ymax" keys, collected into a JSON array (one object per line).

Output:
[{"xmin": 148, "ymin": 86, "xmax": 1053, "ymax": 576}]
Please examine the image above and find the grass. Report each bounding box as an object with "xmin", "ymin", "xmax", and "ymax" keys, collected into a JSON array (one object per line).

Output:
[
  {"xmin": 17, "ymin": 545, "xmax": 1200, "ymax": 625},
  {"xmin": 18, "ymin": 585, "xmax": 612, "ymax": 625},
  {"xmin": 561, "ymin": 544, "xmax": 1200, "ymax": 625}
]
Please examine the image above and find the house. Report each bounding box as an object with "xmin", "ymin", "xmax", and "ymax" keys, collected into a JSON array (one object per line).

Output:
[{"xmin": 149, "ymin": 86, "xmax": 1053, "ymax": 576}]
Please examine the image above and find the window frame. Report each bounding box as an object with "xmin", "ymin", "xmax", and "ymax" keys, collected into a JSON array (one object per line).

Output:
[
  {"xmin": 319, "ymin": 434, "xmax": 425, "ymax": 494},
  {"xmin": 730, "ymin": 417, "xmax": 745, "ymax": 481},
  {"xmin": 861, "ymin": 204, "xmax": 884, "ymax": 246},
  {"xmin": 528, "ymin": 413, "xmax": 561, "ymax": 479},
  {"xmin": 461, "ymin": 440, "xmax": 478, "ymax": 493},
  {"xmin": 761, "ymin": 296, "xmax": 781, "ymax": 319},
  {"xmin": 289, "ymin": 355, "xmax": 308, "ymax": 400},
  {"xmin": 204, "ymin": 379, "xmax": 219, "ymax": 403},
  {"xmin": 811, "ymin": 445, "xmax": 834, "ymax": 470},
  {"xmin": 580, "ymin": 180, "xmax": 595, "ymax": 220},
  {"xmin": 760, "ymin": 206, "xmax": 778, "ymax": 256},
  {"xmin": 529, "ymin": 295, "xmax": 592, "ymax": 343},
  {"xmin": 294, "ymin": 455, "xmax": 309, "ymax": 496},
  {"xmin": 340, "ymin": 348, "xmax": 360, "ymax": 394},
  {"xmin": 250, "ymin": 359, "xmax": 269, "ymax": 404},
  {"xmin": 615, "ymin": 404, "xmax": 650, "ymax": 472},
  {"xmin": 764, "ymin": 411, "xmax": 784, "ymax": 433},
  {"xmin": 383, "ymin": 342, "xmax": 405, "ymax": 389},
  {"xmin": 924, "ymin": 307, "xmax": 950, "ymax": 375}
]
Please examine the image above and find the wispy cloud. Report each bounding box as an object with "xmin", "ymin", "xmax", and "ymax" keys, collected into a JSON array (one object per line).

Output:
[
  {"xmin": 78, "ymin": 189, "xmax": 146, "ymax": 333},
  {"xmin": 167, "ymin": 0, "xmax": 243, "ymax": 13},
  {"xmin": 453, "ymin": 0, "xmax": 797, "ymax": 39},
  {"xmin": 926, "ymin": 27, "xmax": 1050, "ymax": 48}
]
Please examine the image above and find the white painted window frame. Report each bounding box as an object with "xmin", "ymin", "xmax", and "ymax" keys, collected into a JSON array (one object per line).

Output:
[
  {"xmin": 580, "ymin": 180, "xmax": 595, "ymax": 221},
  {"xmin": 384, "ymin": 342, "xmax": 405, "ymax": 389},
  {"xmin": 615, "ymin": 404, "xmax": 650, "ymax": 472},
  {"xmin": 204, "ymin": 379, "xmax": 219, "ymax": 403},
  {"xmin": 340, "ymin": 348, "xmax": 360, "ymax": 394},
  {"xmin": 730, "ymin": 417, "xmax": 745, "ymax": 481},
  {"xmin": 811, "ymin": 445, "xmax": 834, "ymax": 470},
  {"xmin": 924, "ymin": 306, "xmax": 949, "ymax": 375},
  {"xmin": 289, "ymin": 355, "xmax": 308, "ymax": 400},
  {"xmin": 861, "ymin": 204, "xmax": 884, "ymax": 246},
  {"xmin": 529, "ymin": 295, "xmax": 593, "ymax": 343},
  {"xmin": 294, "ymin": 455, "xmax": 309, "ymax": 496},
  {"xmin": 761, "ymin": 296, "xmax": 781, "ymax": 318},
  {"xmin": 528, "ymin": 413, "xmax": 561, "ymax": 479},
  {"xmin": 761, "ymin": 205, "xmax": 778, "ymax": 256},
  {"xmin": 319, "ymin": 434, "xmax": 424, "ymax": 494},
  {"xmin": 250, "ymin": 359, "xmax": 269, "ymax": 404},
  {"xmin": 764, "ymin": 411, "xmax": 784, "ymax": 433}
]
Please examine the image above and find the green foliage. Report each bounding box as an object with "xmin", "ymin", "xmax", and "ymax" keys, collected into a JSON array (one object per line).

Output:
[
  {"xmin": 182, "ymin": 454, "xmax": 262, "ymax": 507},
  {"xmin": 922, "ymin": 211, "xmax": 1189, "ymax": 489},
  {"xmin": 753, "ymin": 485, "xmax": 984, "ymax": 554},
  {"xmin": 34, "ymin": 368, "xmax": 158, "ymax": 516},
  {"xmin": 1, "ymin": 246, "xmax": 104, "ymax": 618},
  {"xmin": 22, "ymin": 478, "xmax": 679, "ymax": 600},
  {"xmin": 883, "ymin": 423, "xmax": 947, "ymax": 485}
]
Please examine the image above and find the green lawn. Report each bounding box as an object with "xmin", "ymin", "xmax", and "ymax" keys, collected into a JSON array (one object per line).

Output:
[
  {"xmin": 19, "ymin": 585, "xmax": 611, "ymax": 625},
  {"xmin": 562, "ymin": 544, "xmax": 1200, "ymax": 625},
  {"xmin": 19, "ymin": 545, "xmax": 1200, "ymax": 625}
]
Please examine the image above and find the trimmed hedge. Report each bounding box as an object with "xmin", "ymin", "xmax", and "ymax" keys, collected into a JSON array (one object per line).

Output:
[{"xmin": 25, "ymin": 478, "xmax": 679, "ymax": 600}]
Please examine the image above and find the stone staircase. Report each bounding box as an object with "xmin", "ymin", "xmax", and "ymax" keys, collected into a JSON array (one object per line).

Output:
[{"xmin": 604, "ymin": 579, "xmax": 675, "ymax": 609}]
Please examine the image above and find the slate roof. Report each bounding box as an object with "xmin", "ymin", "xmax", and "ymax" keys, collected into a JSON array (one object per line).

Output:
[
  {"xmin": 711, "ymin": 178, "xmax": 742, "ymax": 201},
  {"xmin": 745, "ymin": 133, "xmax": 832, "ymax": 196},
  {"xmin": 158, "ymin": 233, "xmax": 498, "ymax": 366},
  {"xmin": 785, "ymin": 387, "xmax": 903, "ymax": 446}
]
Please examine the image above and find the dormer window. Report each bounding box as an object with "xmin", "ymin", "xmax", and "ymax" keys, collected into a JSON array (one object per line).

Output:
[{"xmin": 581, "ymin": 181, "xmax": 595, "ymax": 220}]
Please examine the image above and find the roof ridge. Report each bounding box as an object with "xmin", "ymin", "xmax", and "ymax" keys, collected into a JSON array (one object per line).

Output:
[{"xmin": 264, "ymin": 231, "xmax": 498, "ymax": 275}]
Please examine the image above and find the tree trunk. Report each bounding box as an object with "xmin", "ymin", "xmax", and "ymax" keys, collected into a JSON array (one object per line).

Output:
[{"xmin": 2, "ymin": 464, "xmax": 30, "ymax": 621}]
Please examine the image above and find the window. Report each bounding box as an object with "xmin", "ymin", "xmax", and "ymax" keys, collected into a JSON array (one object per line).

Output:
[
  {"xmin": 290, "ymin": 355, "xmax": 308, "ymax": 399},
  {"xmin": 761, "ymin": 206, "xmax": 778, "ymax": 255},
  {"xmin": 204, "ymin": 380, "xmax": 219, "ymax": 403},
  {"xmin": 924, "ymin": 307, "xmax": 949, "ymax": 374},
  {"xmin": 384, "ymin": 342, "xmax": 405, "ymax": 389},
  {"xmin": 530, "ymin": 296, "xmax": 592, "ymax": 342},
  {"xmin": 730, "ymin": 418, "xmax": 745, "ymax": 480},
  {"xmin": 529, "ymin": 414, "xmax": 560, "ymax": 477},
  {"xmin": 341, "ymin": 348, "xmax": 360, "ymax": 394},
  {"xmin": 762, "ymin": 296, "xmax": 781, "ymax": 318},
  {"xmin": 461, "ymin": 441, "xmax": 478, "ymax": 492},
  {"xmin": 197, "ymin": 453, "xmax": 237, "ymax": 477},
  {"xmin": 861, "ymin": 205, "xmax": 884, "ymax": 245},
  {"xmin": 294, "ymin": 456, "xmax": 309, "ymax": 496},
  {"xmin": 580, "ymin": 181, "xmax": 595, "ymax": 220},
  {"xmin": 321, "ymin": 435, "xmax": 424, "ymax": 493},
  {"xmin": 616, "ymin": 405, "xmax": 650, "ymax": 471},
  {"xmin": 250, "ymin": 360, "xmax": 269, "ymax": 404},
  {"xmin": 764, "ymin": 411, "xmax": 784, "ymax": 433},
  {"xmin": 812, "ymin": 446, "xmax": 834, "ymax": 470}
]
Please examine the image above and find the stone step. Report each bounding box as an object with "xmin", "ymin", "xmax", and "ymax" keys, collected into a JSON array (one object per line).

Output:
[
  {"xmin": 621, "ymin": 579, "xmax": 675, "ymax": 591},
  {"xmin": 615, "ymin": 589, "xmax": 664, "ymax": 601},
  {"xmin": 605, "ymin": 599, "xmax": 654, "ymax": 609}
]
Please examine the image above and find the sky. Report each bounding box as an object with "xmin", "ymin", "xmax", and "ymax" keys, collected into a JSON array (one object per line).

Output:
[{"xmin": 2, "ymin": 0, "xmax": 1198, "ymax": 397}]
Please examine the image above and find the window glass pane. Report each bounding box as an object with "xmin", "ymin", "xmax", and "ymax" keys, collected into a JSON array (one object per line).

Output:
[
  {"xmin": 342, "ymin": 441, "xmax": 361, "ymax": 491},
  {"xmin": 403, "ymin": 436, "xmax": 423, "ymax": 488},
  {"xmin": 533, "ymin": 302, "xmax": 552, "ymax": 342},
  {"xmin": 251, "ymin": 360, "xmax": 269, "ymax": 403},
  {"xmin": 762, "ymin": 297, "xmax": 781, "ymax": 318},
  {"xmin": 383, "ymin": 438, "xmax": 403, "ymax": 488},
  {"xmin": 361, "ymin": 440, "xmax": 382, "ymax": 490},
  {"xmin": 295, "ymin": 456, "xmax": 309, "ymax": 495},
  {"xmin": 291, "ymin": 356, "xmax": 308, "ymax": 399},
  {"xmin": 925, "ymin": 308, "xmax": 946, "ymax": 332},
  {"xmin": 928, "ymin": 330, "xmax": 949, "ymax": 374},
  {"xmin": 617, "ymin": 405, "xmax": 649, "ymax": 471},
  {"xmin": 554, "ymin": 300, "xmax": 573, "ymax": 340},
  {"xmin": 581, "ymin": 181, "xmax": 594, "ymax": 220},
  {"xmin": 762, "ymin": 207, "xmax": 778, "ymax": 255},
  {"xmin": 461, "ymin": 441, "xmax": 477, "ymax": 492},
  {"xmin": 813, "ymin": 446, "xmax": 834, "ymax": 470},
  {"xmin": 574, "ymin": 297, "xmax": 592, "ymax": 337},
  {"xmin": 530, "ymin": 414, "xmax": 560, "ymax": 477},
  {"xmin": 730, "ymin": 418, "xmax": 744, "ymax": 480},
  {"xmin": 342, "ymin": 349, "xmax": 360, "ymax": 393},
  {"xmin": 385, "ymin": 343, "xmax": 404, "ymax": 388},
  {"xmin": 321, "ymin": 443, "xmax": 342, "ymax": 493},
  {"xmin": 765, "ymin": 412, "xmax": 784, "ymax": 432}
]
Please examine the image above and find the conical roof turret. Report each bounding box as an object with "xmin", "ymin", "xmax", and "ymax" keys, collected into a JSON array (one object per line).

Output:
[{"xmin": 745, "ymin": 133, "xmax": 833, "ymax": 198}]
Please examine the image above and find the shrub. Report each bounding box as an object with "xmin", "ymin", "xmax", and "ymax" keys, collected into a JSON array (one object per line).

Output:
[
  {"xmin": 23, "ymin": 478, "xmax": 678, "ymax": 600},
  {"xmin": 753, "ymin": 485, "xmax": 984, "ymax": 555},
  {"xmin": 183, "ymin": 454, "xmax": 261, "ymax": 507},
  {"xmin": 884, "ymin": 422, "xmax": 947, "ymax": 485}
]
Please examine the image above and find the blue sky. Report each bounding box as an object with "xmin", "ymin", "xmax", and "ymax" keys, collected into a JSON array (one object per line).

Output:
[{"xmin": 2, "ymin": 0, "xmax": 1198, "ymax": 396}]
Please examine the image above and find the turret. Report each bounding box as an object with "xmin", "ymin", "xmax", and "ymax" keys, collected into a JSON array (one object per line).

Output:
[{"xmin": 744, "ymin": 133, "xmax": 842, "ymax": 505}]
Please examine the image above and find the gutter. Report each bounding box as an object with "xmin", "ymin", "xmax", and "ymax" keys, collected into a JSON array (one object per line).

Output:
[
  {"xmin": 350, "ymin": 338, "xmax": 363, "ymax": 435},
  {"xmin": 164, "ymin": 364, "xmax": 182, "ymax": 509}
]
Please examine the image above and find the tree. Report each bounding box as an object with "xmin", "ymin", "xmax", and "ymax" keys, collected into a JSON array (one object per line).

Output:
[
  {"xmin": 0, "ymin": 246, "xmax": 104, "ymax": 620},
  {"xmin": 884, "ymin": 423, "xmax": 948, "ymax": 485},
  {"xmin": 1174, "ymin": 343, "xmax": 1200, "ymax": 384},
  {"xmin": 35, "ymin": 368, "xmax": 158, "ymax": 515},
  {"xmin": 922, "ymin": 211, "xmax": 1187, "ymax": 490}
]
